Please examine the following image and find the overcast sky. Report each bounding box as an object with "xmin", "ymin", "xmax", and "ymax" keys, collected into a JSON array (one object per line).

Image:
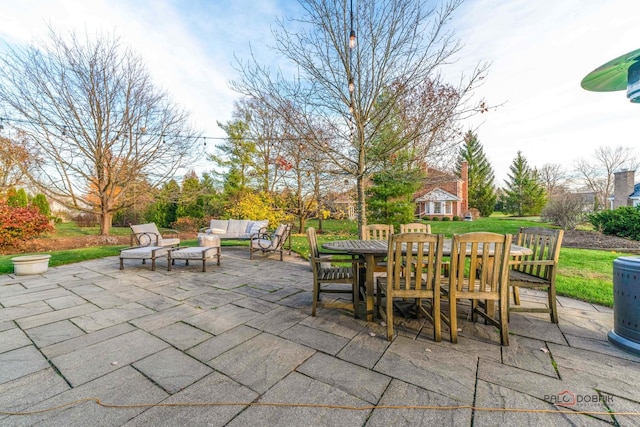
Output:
[{"xmin": 1, "ymin": 0, "xmax": 639, "ymax": 183}]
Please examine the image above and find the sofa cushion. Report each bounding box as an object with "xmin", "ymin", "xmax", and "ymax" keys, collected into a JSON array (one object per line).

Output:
[
  {"xmin": 248, "ymin": 220, "xmax": 269, "ymax": 235},
  {"xmin": 208, "ymin": 220, "xmax": 229, "ymax": 233},
  {"xmin": 227, "ymin": 219, "xmax": 251, "ymax": 237}
]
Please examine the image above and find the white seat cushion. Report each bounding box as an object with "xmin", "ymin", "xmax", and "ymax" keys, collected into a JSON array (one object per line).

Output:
[
  {"xmin": 120, "ymin": 246, "xmax": 167, "ymax": 259},
  {"xmin": 170, "ymin": 247, "xmax": 218, "ymax": 260}
]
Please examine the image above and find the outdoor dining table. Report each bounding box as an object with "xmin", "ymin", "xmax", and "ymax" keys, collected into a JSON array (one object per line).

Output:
[{"xmin": 322, "ymin": 238, "xmax": 533, "ymax": 321}]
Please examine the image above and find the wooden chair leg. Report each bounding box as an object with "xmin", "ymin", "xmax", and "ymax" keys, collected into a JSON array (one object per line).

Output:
[
  {"xmin": 512, "ymin": 285, "xmax": 521, "ymax": 305},
  {"xmin": 499, "ymin": 296, "xmax": 509, "ymax": 346},
  {"xmin": 312, "ymin": 282, "xmax": 319, "ymax": 316},
  {"xmin": 449, "ymin": 298, "xmax": 458, "ymax": 343},
  {"xmin": 433, "ymin": 294, "xmax": 441, "ymax": 342},
  {"xmin": 386, "ymin": 285, "xmax": 394, "ymax": 341},
  {"xmin": 549, "ymin": 286, "xmax": 558, "ymax": 323}
]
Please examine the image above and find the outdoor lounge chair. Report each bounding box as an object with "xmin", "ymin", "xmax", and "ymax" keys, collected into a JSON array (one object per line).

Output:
[
  {"xmin": 130, "ymin": 223, "xmax": 180, "ymax": 248},
  {"xmin": 249, "ymin": 223, "xmax": 292, "ymax": 261}
]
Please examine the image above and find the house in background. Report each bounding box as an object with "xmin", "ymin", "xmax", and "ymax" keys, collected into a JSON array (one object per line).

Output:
[
  {"xmin": 413, "ymin": 161, "xmax": 469, "ymax": 219},
  {"xmin": 611, "ymin": 169, "xmax": 640, "ymax": 209}
]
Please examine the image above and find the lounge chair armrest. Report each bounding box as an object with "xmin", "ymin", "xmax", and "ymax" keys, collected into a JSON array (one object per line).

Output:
[
  {"xmin": 160, "ymin": 228, "xmax": 179, "ymax": 237},
  {"xmin": 132, "ymin": 231, "xmax": 160, "ymax": 246}
]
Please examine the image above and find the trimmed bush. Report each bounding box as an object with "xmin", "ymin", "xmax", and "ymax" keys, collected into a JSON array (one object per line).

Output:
[
  {"xmin": 442, "ymin": 216, "xmax": 451, "ymax": 221},
  {"xmin": 589, "ymin": 206, "xmax": 640, "ymax": 241},
  {"xmin": 431, "ymin": 216, "xmax": 440, "ymax": 221},
  {"xmin": 452, "ymin": 215, "xmax": 460, "ymax": 221},
  {"xmin": 32, "ymin": 194, "xmax": 51, "ymax": 217},
  {"xmin": 0, "ymin": 200, "xmax": 53, "ymax": 247}
]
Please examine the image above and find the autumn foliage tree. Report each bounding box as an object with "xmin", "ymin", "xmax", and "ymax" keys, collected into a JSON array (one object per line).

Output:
[{"xmin": 0, "ymin": 28, "xmax": 200, "ymax": 235}]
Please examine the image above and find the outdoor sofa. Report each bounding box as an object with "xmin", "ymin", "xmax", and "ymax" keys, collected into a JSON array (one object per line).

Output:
[{"xmin": 201, "ymin": 219, "xmax": 269, "ymax": 240}]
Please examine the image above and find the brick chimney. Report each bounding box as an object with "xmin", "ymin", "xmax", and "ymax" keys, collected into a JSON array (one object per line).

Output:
[
  {"xmin": 460, "ymin": 160, "xmax": 469, "ymax": 214},
  {"xmin": 613, "ymin": 170, "xmax": 635, "ymax": 208}
]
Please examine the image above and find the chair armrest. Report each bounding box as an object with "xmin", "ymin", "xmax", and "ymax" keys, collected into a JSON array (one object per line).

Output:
[
  {"xmin": 311, "ymin": 255, "xmax": 360, "ymax": 265},
  {"xmin": 516, "ymin": 260, "xmax": 555, "ymax": 267},
  {"xmin": 132, "ymin": 231, "xmax": 160, "ymax": 246},
  {"xmin": 160, "ymin": 228, "xmax": 179, "ymax": 237}
]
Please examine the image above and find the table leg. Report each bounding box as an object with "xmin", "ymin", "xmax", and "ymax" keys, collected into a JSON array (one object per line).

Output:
[{"xmin": 364, "ymin": 254, "xmax": 376, "ymax": 322}]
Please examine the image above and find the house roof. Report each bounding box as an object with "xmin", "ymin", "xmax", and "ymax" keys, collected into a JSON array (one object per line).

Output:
[
  {"xmin": 414, "ymin": 188, "xmax": 460, "ymax": 202},
  {"xmin": 631, "ymin": 183, "xmax": 640, "ymax": 199}
]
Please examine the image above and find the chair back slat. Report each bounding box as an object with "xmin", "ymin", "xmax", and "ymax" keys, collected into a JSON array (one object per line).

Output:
[
  {"xmin": 450, "ymin": 232, "xmax": 512, "ymax": 295},
  {"xmin": 514, "ymin": 227, "xmax": 564, "ymax": 280},
  {"xmin": 362, "ymin": 224, "xmax": 394, "ymax": 240},
  {"xmin": 386, "ymin": 232, "xmax": 443, "ymax": 294},
  {"xmin": 400, "ymin": 223, "xmax": 431, "ymax": 234}
]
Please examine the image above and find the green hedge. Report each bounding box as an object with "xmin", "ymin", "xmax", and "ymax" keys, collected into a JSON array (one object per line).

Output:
[{"xmin": 589, "ymin": 206, "xmax": 640, "ymax": 240}]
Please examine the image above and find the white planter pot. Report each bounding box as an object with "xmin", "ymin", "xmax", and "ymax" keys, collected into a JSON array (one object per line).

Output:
[{"xmin": 11, "ymin": 254, "xmax": 51, "ymax": 275}]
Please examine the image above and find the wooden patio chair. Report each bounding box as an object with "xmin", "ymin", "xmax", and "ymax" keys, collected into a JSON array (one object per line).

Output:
[
  {"xmin": 400, "ymin": 223, "xmax": 431, "ymax": 233},
  {"xmin": 376, "ymin": 232, "xmax": 444, "ymax": 341},
  {"xmin": 306, "ymin": 227, "xmax": 359, "ymax": 317},
  {"xmin": 362, "ymin": 224, "xmax": 394, "ymax": 272},
  {"xmin": 441, "ymin": 232, "xmax": 512, "ymax": 346},
  {"xmin": 249, "ymin": 223, "xmax": 292, "ymax": 261},
  {"xmin": 509, "ymin": 227, "xmax": 564, "ymax": 323}
]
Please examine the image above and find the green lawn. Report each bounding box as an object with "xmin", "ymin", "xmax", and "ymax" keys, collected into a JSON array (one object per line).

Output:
[{"xmin": 0, "ymin": 217, "xmax": 629, "ymax": 307}]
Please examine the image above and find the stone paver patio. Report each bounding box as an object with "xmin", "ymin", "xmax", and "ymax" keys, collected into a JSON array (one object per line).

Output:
[{"xmin": 1, "ymin": 247, "xmax": 639, "ymax": 426}]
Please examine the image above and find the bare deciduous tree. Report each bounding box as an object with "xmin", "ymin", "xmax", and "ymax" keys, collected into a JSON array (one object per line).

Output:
[
  {"xmin": 0, "ymin": 29, "xmax": 200, "ymax": 234},
  {"xmin": 574, "ymin": 146, "xmax": 639, "ymax": 210},
  {"xmin": 230, "ymin": 0, "xmax": 487, "ymax": 234},
  {"xmin": 538, "ymin": 163, "xmax": 571, "ymax": 197}
]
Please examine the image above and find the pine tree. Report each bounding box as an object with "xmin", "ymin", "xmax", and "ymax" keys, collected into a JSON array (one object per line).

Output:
[
  {"xmin": 501, "ymin": 151, "xmax": 547, "ymax": 216},
  {"xmin": 456, "ymin": 131, "xmax": 496, "ymax": 217}
]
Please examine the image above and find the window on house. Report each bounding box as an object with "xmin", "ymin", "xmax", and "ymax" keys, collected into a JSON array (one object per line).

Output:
[
  {"xmin": 445, "ymin": 202, "xmax": 452, "ymax": 214},
  {"xmin": 434, "ymin": 202, "xmax": 441, "ymax": 214}
]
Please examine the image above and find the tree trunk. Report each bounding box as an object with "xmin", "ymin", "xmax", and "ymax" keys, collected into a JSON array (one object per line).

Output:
[
  {"xmin": 357, "ymin": 175, "xmax": 366, "ymax": 239},
  {"xmin": 100, "ymin": 210, "xmax": 112, "ymax": 236}
]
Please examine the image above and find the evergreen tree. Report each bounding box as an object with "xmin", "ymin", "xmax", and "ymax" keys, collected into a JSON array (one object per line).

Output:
[
  {"xmin": 367, "ymin": 151, "xmax": 425, "ymax": 228},
  {"xmin": 456, "ymin": 131, "xmax": 496, "ymax": 217},
  {"xmin": 147, "ymin": 179, "xmax": 180, "ymax": 227},
  {"xmin": 31, "ymin": 194, "xmax": 51, "ymax": 217},
  {"xmin": 6, "ymin": 187, "xmax": 28, "ymax": 207},
  {"xmin": 176, "ymin": 171, "xmax": 205, "ymax": 219},
  {"xmin": 501, "ymin": 151, "xmax": 547, "ymax": 216}
]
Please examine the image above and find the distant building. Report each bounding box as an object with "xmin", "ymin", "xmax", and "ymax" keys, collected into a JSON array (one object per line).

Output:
[
  {"xmin": 611, "ymin": 170, "xmax": 640, "ymax": 209},
  {"xmin": 413, "ymin": 161, "xmax": 469, "ymax": 219}
]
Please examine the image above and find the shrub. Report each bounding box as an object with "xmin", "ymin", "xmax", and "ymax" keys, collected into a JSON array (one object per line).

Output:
[
  {"xmin": 452, "ymin": 215, "xmax": 460, "ymax": 221},
  {"xmin": 171, "ymin": 216, "xmax": 207, "ymax": 232},
  {"xmin": 0, "ymin": 200, "xmax": 54, "ymax": 247},
  {"xmin": 441, "ymin": 216, "xmax": 451, "ymax": 221},
  {"xmin": 541, "ymin": 194, "xmax": 589, "ymax": 231},
  {"xmin": 73, "ymin": 213, "xmax": 99, "ymax": 227},
  {"xmin": 6, "ymin": 187, "xmax": 28, "ymax": 207},
  {"xmin": 431, "ymin": 216, "xmax": 440, "ymax": 221},
  {"xmin": 589, "ymin": 206, "xmax": 640, "ymax": 240},
  {"xmin": 31, "ymin": 194, "xmax": 51, "ymax": 217}
]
